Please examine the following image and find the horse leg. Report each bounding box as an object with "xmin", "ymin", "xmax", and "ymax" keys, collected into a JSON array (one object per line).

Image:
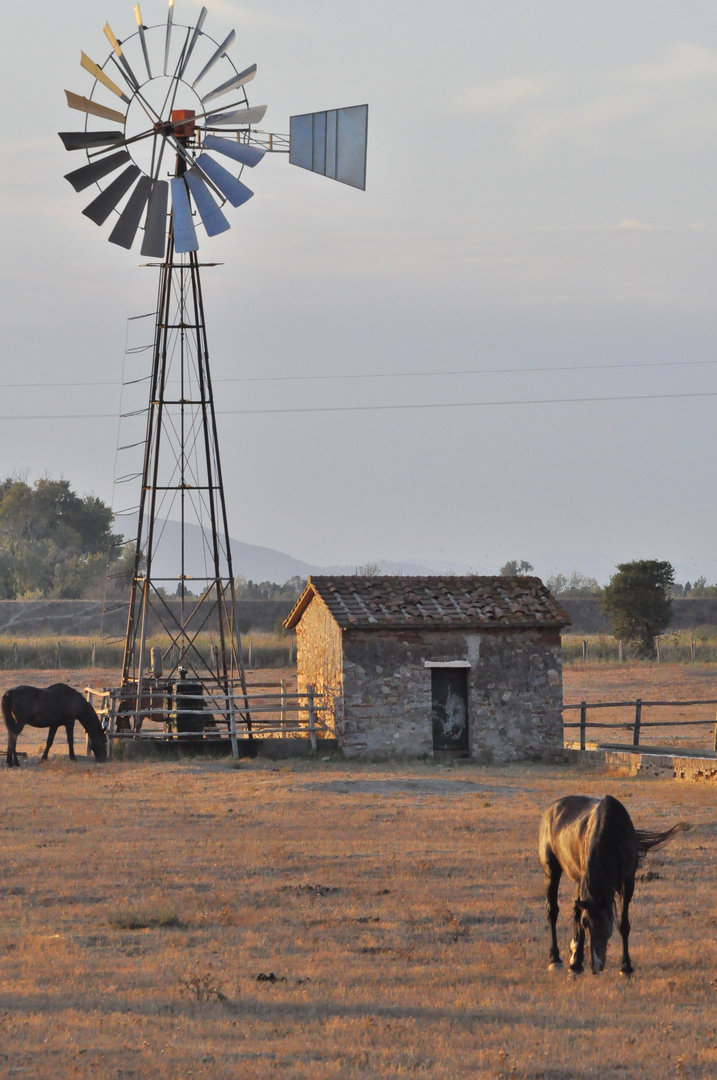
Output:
[
  {"xmin": 545, "ymin": 859, "xmax": 563, "ymax": 968},
  {"xmin": 6, "ymin": 727, "xmax": 19, "ymax": 767},
  {"xmin": 41, "ymin": 725, "xmax": 59, "ymax": 762},
  {"xmin": 66, "ymin": 722, "xmax": 76, "ymax": 761},
  {"xmin": 569, "ymin": 893, "xmax": 586, "ymax": 974},
  {"xmin": 619, "ymin": 877, "xmax": 635, "ymax": 976}
]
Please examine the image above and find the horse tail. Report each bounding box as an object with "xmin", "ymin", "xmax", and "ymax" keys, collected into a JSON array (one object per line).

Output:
[
  {"xmin": 1, "ymin": 690, "xmax": 13, "ymax": 729},
  {"xmin": 635, "ymin": 822, "xmax": 689, "ymax": 858}
]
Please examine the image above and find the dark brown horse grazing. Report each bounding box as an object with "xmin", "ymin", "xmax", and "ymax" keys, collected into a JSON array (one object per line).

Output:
[
  {"xmin": 2, "ymin": 684, "xmax": 108, "ymax": 767},
  {"xmin": 539, "ymin": 795, "xmax": 685, "ymax": 975}
]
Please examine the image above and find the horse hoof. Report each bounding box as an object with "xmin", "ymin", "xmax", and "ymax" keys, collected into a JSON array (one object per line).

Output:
[
  {"xmin": 568, "ymin": 967, "xmax": 584, "ymax": 978},
  {"xmin": 619, "ymin": 969, "xmax": 633, "ymax": 978},
  {"xmin": 548, "ymin": 962, "xmax": 563, "ymax": 972}
]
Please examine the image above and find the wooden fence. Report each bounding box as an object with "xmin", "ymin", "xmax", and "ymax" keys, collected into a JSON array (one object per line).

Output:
[
  {"xmin": 563, "ymin": 698, "xmax": 717, "ymax": 753},
  {"xmin": 85, "ymin": 681, "xmax": 330, "ymax": 760}
]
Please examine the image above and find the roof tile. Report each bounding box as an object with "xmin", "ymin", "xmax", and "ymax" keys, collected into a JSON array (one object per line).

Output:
[{"xmin": 285, "ymin": 575, "xmax": 571, "ymax": 630}]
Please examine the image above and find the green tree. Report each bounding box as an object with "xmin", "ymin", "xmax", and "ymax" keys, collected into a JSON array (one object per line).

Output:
[
  {"xmin": 500, "ymin": 559, "xmax": 534, "ymax": 576},
  {"xmin": 0, "ymin": 476, "xmax": 121, "ymax": 599},
  {"xmin": 546, "ymin": 571, "xmax": 601, "ymax": 597},
  {"xmin": 600, "ymin": 560, "xmax": 675, "ymax": 658}
]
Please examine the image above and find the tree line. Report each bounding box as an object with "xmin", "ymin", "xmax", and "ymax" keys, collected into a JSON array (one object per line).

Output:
[{"xmin": 0, "ymin": 476, "xmax": 134, "ymax": 600}]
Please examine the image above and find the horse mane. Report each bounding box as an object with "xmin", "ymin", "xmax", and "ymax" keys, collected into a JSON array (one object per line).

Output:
[
  {"xmin": 635, "ymin": 822, "xmax": 689, "ymax": 859},
  {"xmin": 583, "ymin": 796, "xmax": 636, "ymax": 909}
]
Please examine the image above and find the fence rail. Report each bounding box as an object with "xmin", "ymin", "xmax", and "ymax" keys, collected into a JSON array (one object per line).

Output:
[
  {"xmin": 563, "ymin": 697, "xmax": 717, "ymax": 753},
  {"xmin": 85, "ymin": 682, "xmax": 330, "ymax": 760}
]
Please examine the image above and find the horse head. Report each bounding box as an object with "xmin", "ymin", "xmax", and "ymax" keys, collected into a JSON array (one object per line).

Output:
[
  {"xmin": 89, "ymin": 728, "xmax": 108, "ymax": 762},
  {"xmin": 575, "ymin": 898, "xmax": 613, "ymax": 973},
  {"xmin": 78, "ymin": 699, "xmax": 108, "ymax": 762}
]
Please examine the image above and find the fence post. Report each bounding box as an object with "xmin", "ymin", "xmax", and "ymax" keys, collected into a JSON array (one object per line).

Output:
[
  {"xmin": 307, "ymin": 684, "xmax": 317, "ymax": 752},
  {"xmin": 228, "ymin": 693, "xmax": 239, "ymax": 759},
  {"xmin": 633, "ymin": 699, "xmax": 642, "ymax": 747},
  {"xmin": 582, "ymin": 638, "xmax": 588, "ymax": 661},
  {"xmin": 580, "ymin": 701, "xmax": 587, "ymax": 751},
  {"xmin": 56, "ymin": 641, "xmax": 62, "ymax": 669},
  {"xmin": 248, "ymin": 641, "xmax": 253, "ymax": 669},
  {"xmin": 13, "ymin": 642, "xmax": 18, "ymax": 668},
  {"xmin": 691, "ymin": 640, "xmax": 697, "ymax": 662},
  {"xmin": 618, "ymin": 640, "xmax": 623, "ymax": 663},
  {"xmin": 280, "ymin": 678, "xmax": 287, "ymax": 739},
  {"xmin": 108, "ymin": 691, "xmax": 117, "ymax": 761},
  {"xmin": 655, "ymin": 637, "xmax": 661, "ymax": 662},
  {"xmin": 91, "ymin": 642, "xmax": 97, "ymax": 668}
]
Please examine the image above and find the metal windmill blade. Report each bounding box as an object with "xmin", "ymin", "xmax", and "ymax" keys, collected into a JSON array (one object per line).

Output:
[{"xmin": 141, "ymin": 180, "xmax": 169, "ymax": 258}]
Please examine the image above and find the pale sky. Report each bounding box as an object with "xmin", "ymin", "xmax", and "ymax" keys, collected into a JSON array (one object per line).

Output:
[{"xmin": 2, "ymin": 1, "xmax": 717, "ymax": 583}]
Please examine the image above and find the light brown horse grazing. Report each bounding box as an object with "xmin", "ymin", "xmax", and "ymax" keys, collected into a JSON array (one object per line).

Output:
[
  {"xmin": 2, "ymin": 684, "xmax": 107, "ymax": 766},
  {"xmin": 539, "ymin": 795, "xmax": 686, "ymax": 975}
]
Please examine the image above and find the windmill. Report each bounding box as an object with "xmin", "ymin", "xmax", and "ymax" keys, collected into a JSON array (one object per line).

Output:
[{"xmin": 59, "ymin": 2, "xmax": 368, "ymax": 742}]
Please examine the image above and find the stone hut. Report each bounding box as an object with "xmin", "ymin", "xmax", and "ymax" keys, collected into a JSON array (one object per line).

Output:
[{"xmin": 284, "ymin": 575, "xmax": 571, "ymax": 761}]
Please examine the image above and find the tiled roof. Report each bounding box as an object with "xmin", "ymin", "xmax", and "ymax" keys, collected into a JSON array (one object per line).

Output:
[{"xmin": 284, "ymin": 575, "xmax": 571, "ymax": 630}]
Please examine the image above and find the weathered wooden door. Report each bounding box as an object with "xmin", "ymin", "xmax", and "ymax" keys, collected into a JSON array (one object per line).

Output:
[{"xmin": 431, "ymin": 669, "xmax": 469, "ymax": 754}]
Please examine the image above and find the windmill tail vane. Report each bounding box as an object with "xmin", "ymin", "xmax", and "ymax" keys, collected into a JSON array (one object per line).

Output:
[{"xmin": 58, "ymin": 1, "xmax": 367, "ymax": 748}]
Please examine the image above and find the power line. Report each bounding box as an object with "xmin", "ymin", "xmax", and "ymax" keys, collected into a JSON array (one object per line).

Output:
[
  {"xmin": 0, "ymin": 356, "xmax": 716, "ymax": 391},
  {"xmin": 3, "ymin": 387, "xmax": 717, "ymax": 421}
]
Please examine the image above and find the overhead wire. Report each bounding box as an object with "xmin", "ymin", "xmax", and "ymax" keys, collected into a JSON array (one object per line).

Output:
[
  {"xmin": 0, "ymin": 355, "xmax": 717, "ymax": 391},
  {"xmin": 3, "ymin": 387, "xmax": 717, "ymax": 420}
]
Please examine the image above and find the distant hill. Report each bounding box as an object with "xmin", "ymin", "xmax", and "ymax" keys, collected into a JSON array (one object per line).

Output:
[{"xmin": 119, "ymin": 517, "xmax": 459, "ymax": 584}]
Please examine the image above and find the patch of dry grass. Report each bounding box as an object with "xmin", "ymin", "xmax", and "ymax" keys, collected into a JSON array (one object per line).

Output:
[
  {"xmin": 0, "ymin": 750, "xmax": 716, "ymax": 1078},
  {"xmin": 564, "ymin": 662, "xmax": 717, "ymax": 752}
]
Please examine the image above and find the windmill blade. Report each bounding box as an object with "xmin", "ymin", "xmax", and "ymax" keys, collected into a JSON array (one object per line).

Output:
[
  {"xmin": 141, "ymin": 180, "xmax": 169, "ymax": 258},
  {"xmin": 65, "ymin": 91, "xmax": 126, "ymax": 126},
  {"xmin": 204, "ymin": 104, "xmax": 267, "ymax": 127},
  {"xmin": 185, "ymin": 167, "xmax": 230, "ymax": 237},
  {"xmin": 202, "ymin": 135, "xmax": 264, "ymax": 167},
  {"xmin": 192, "ymin": 30, "xmax": 236, "ymax": 89},
  {"xmin": 83, "ymin": 164, "xmax": 140, "ymax": 225},
  {"xmin": 104, "ymin": 23, "xmax": 140, "ymax": 92},
  {"xmin": 201, "ymin": 63, "xmax": 257, "ymax": 105},
  {"xmin": 179, "ymin": 6, "xmax": 208, "ymax": 79},
  {"xmin": 164, "ymin": 0, "xmax": 175, "ymax": 75},
  {"xmin": 195, "ymin": 154, "xmax": 253, "ymax": 208},
  {"xmin": 170, "ymin": 178, "xmax": 199, "ymax": 253},
  {"xmin": 80, "ymin": 52, "xmax": 130, "ymax": 103},
  {"xmin": 108, "ymin": 175, "xmax": 152, "ymax": 249},
  {"xmin": 65, "ymin": 150, "xmax": 131, "ymax": 193},
  {"xmin": 134, "ymin": 6, "xmax": 152, "ymax": 80},
  {"xmin": 59, "ymin": 130, "xmax": 125, "ymax": 151}
]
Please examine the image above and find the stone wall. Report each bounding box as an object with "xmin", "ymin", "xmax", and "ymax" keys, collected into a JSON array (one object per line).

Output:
[
  {"xmin": 337, "ymin": 626, "xmax": 563, "ymax": 762},
  {"xmin": 294, "ymin": 595, "xmax": 343, "ymax": 736}
]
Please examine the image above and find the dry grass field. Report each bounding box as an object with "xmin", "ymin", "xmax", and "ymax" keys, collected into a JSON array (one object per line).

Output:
[
  {"xmin": 564, "ymin": 662, "xmax": 717, "ymax": 752},
  {"xmin": 1, "ymin": 665, "xmax": 716, "ymax": 1078}
]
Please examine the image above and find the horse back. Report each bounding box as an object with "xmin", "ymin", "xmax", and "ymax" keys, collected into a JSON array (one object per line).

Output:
[
  {"xmin": 539, "ymin": 795, "xmax": 601, "ymax": 883},
  {"xmin": 539, "ymin": 794, "xmax": 639, "ymax": 888},
  {"xmin": 2, "ymin": 683, "xmax": 85, "ymax": 728}
]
